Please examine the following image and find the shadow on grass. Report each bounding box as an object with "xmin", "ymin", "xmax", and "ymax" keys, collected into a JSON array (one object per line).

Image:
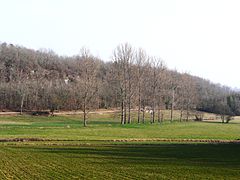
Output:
[
  {"xmin": 201, "ymin": 120, "xmax": 240, "ymax": 125},
  {"xmin": 88, "ymin": 121, "xmax": 119, "ymax": 125},
  {"xmin": 200, "ymin": 121, "xmax": 225, "ymax": 124},
  {"xmin": 20, "ymin": 143, "xmax": 240, "ymax": 167}
]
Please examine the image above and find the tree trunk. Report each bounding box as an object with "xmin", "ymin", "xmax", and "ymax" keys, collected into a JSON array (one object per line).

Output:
[
  {"xmin": 121, "ymin": 100, "xmax": 124, "ymax": 125},
  {"xmin": 83, "ymin": 110, "xmax": 87, "ymax": 127},
  {"xmin": 127, "ymin": 67, "xmax": 132, "ymax": 124},
  {"xmin": 120, "ymin": 88, "xmax": 124, "ymax": 125},
  {"xmin": 20, "ymin": 94, "xmax": 25, "ymax": 115},
  {"xmin": 124, "ymin": 101, "xmax": 127, "ymax": 124},
  {"xmin": 157, "ymin": 107, "xmax": 161, "ymax": 123},
  {"xmin": 152, "ymin": 105, "xmax": 155, "ymax": 123},
  {"xmin": 83, "ymin": 99, "xmax": 87, "ymax": 127},
  {"xmin": 180, "ymin": 109, "xmax": 183, "ymax": 122},
  {"xmin": 137, "ymin": 84, "xmax": 141, "ymax": 124},
  {"xmin": 123, "ymin": 83, "xmax": 127, "ymax": 124},
  {"xmin": 170, "ymin": 89, "xmax": 175, "ymax": 122},
  {"xmin": 161, "ymin": 113, "xmax": 164, "ymax": 122},
  {"xmin": 142, "ymin": 102, "xmax": 145, "ymax": 123},
  {"xmin": 186, "ymin": 105, "xmax": 189, "ymax": 121},
  {"xmin": 127, "ymin": 96, "xmax": 131, "ymax": 124},
  {"xmin": 137, "ymin": 105, "xmax": 141, "ymax": 124},
  {"xmin": 221, "ymin": 115, "xmax": 225, "ymax": 123},
  {"xmin": 152, "ymin": 91, "xmax": 155, "ymax": 123},
  {"xmin": 127, "ymin": 105, "xmax": 131, "ymax": 124},
  {"xmin": 170, "ymin": 106, "xmax": 173, "ymax": 122}
]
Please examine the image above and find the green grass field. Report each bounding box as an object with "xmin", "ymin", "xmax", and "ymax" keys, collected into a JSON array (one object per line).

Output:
[{"xmin": 0, "ymin": 113, "xmax": 240, "ymax": 179}]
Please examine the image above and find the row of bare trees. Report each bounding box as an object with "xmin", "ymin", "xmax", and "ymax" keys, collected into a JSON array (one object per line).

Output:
[
  {"xmin": 0, "ymin": 42, "xmax": 236, "ymax": 126},
  {"xmin": 110, "ymin": 43, "xmax": 201, "ymax": 124}
]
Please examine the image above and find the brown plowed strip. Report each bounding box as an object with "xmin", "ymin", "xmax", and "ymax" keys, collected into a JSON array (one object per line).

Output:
[
  {"xmin": 110, "ymin": 138, "xmax": 240, "ymax": 143},
  {"xmin": 0, "ymin": 138, "xmax": 240, "ymax": 144}
]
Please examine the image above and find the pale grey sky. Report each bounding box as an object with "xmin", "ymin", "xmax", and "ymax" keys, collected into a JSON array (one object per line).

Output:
[{"xmin": 0, "ymin": 0, "xmax": 240, "ymax": 88}]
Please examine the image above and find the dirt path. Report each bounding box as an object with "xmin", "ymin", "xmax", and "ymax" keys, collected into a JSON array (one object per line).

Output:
[
  {"xmin": 0, "ymin": 110, "xmax": 120, "ymax": 116},
  {"xmin": 54, "ymin": 110, "xmax": 119, "ymax": 115},
  {"xmin": 0, "ymin": 112, "xmax": 20, "ymax": 116}
]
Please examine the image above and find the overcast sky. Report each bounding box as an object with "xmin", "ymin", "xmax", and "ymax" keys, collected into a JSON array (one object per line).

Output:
[{"xmin": 0, "ymin": 0, "xmax": 240, "ymax": 88}]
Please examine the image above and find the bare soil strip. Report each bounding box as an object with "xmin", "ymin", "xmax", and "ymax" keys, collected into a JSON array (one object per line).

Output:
[
  {"xmin": 0, "ymin": 110, "xmax": 119, "ymax": 116},
  {"xmin": 0, "ymin": 138, "xmax": 240, "ymax": 143},
  {"xmin": 0, "ymin": 112, "xmax": 20, "ymax": 116},
  {"xmin": 110, "ymin": 138, "xmax": 240, "ymax": 143}
]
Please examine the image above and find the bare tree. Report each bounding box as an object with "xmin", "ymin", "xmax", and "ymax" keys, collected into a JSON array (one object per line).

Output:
[
  {"xmin": 135, "ymin": 48, "xmax": 147, "ymax": 123},
  {"xmin": 165, "ymin": 71, "xmax": 179, "ymax": 122},
  {"xmin": 180, "ymin": 74, "xmax": 197, "ymax": 121},
  {"xmin": 149, "ymin": 57, "xmax": 164, "ymax": 123},
  {"xmin": 75, "ymin": 48, "xmax": 100, "ymax": 127},
  {"xmin": 156, "ymin": 64, "xmax": 166, "ymax": 123},
  {"xmin": 0, "ymin": 42, "xmax": 238, "ymax": 123},
  {"xmin": 112, "ymin": 43, "xmax": 134, "ymax": 124}
]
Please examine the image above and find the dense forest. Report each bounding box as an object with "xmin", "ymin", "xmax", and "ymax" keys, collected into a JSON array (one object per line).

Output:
[{"xmin": 0, "ymin": 42, "xmax": 239, "ymax": 125}]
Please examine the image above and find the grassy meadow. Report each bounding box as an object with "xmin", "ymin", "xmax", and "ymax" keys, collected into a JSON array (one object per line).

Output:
[{"xmin": 0, "ymin": 111, "xmax": 240, "ymax": 179}]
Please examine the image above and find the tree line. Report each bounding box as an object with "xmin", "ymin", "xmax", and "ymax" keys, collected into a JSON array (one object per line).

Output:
[{"xmin": 0, "ymin": 42, "xmax": 239, "ymax": 126}]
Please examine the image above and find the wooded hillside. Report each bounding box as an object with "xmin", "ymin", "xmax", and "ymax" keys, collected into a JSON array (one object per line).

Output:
[{"xmin": 0, "ymin": 42, "xmax": 239, "ymax": 125}]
